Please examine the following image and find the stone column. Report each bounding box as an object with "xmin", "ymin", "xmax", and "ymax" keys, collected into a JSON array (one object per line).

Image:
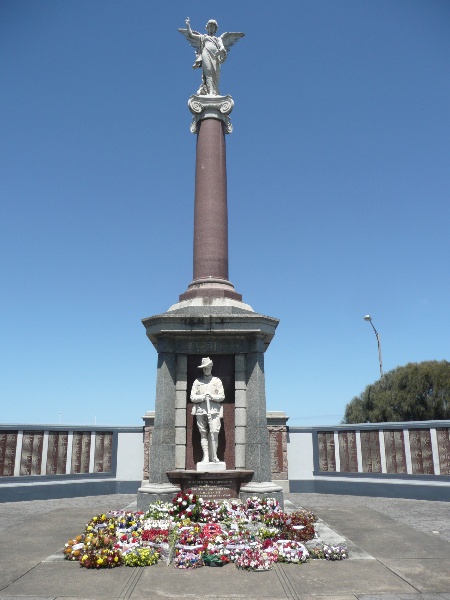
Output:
[
  {"xmin": 193, "ymin": 118, "xmax": 228, "ymax": 282},
  {"xmin": 148, "ymin": 350, "xmax": 178, "ymax": 483},
  {"xmin": 244, "ymin": 347, "xmax": 272, "ymax": 482},
  {"xmin": 137, "ymin": 349, "xmax": 179, "ymax": 509},
  {"xmin": 179, "ymin": 95, "xmax": 241, "ymax": 302},
  {"xmin": 239, "ymin": 337, "xmax": 284, "ymax": 507}
]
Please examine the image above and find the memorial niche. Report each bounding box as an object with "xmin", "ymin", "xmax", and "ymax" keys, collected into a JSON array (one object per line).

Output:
[{"xmin": 186, "ymin": 354, "xmax": 235, "ymax": 470}]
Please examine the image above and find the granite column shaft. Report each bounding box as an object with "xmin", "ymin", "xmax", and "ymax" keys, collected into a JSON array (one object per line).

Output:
[{"xmin": 193, "ymin": 118, "xmax": 228, "ymax": 281}]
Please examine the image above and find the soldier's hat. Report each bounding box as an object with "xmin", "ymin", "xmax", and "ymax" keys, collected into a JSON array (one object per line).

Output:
[{"xmin": 198, "ymin": 357, "xmax": 213, "ymax": 369}]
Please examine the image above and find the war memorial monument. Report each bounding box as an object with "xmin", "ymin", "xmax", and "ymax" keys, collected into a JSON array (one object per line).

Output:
[{"xmin": 137, "ymin": 18, "xmax": 284, "ymax": 510}]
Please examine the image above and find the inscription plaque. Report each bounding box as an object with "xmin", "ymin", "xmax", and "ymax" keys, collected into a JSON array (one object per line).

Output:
[
  {"xmin": 360, "ymin": 430, "xmax": 381, "ymax": 472},
  {"xmin": 338, "ymin": 431, "xmax": 358, "ymax": 472},
  {"xmin": 409, "ymin": 428, "xmax": 434, "ymax": 475},
  {"xmin": 20, "ymin": 431, "xmax": 44, "ymax": 476},
  {"xmin": 0, "ymin": 431, "xmax": 18, "ymax": 476},
  {"xmin": 71, "ymin": 432, "xmax": 91, "ymax": 473},
  {"xmin": 94, "ymin": 432, "xmax": 113, "ymax": 473},
  {"xmin": 384, "ymin": 430, "xmax": 407, "ymax": 474},
  {"xmin": 318, "ymin": 432, "xmax": 336, "ymax": 472},
  {"xmin": 178, "ymin": 339, "xmax": 248, "ymax": 355},
  {"xmin": 167, "ymin": 470, "xmax": 253, "ymax": 501},
  {"xmin": 437, "ymin": 428, "xmax": 450, "ymax": 475},
  {"xmin": 269, "ymin": 431, "xmax": 283, "ymax": 474},
  {"xmin": 185, "ymin": 478, "xmax": 237, "ymax": 500},
  {"xmin": 46, "ymin": 432, "xmax": 68, "ymax": 475}
]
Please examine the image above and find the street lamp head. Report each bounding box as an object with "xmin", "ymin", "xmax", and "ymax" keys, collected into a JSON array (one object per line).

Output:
[{"xmin": 364, "ymin": 315, "xmax": 372, "ymax": 322}]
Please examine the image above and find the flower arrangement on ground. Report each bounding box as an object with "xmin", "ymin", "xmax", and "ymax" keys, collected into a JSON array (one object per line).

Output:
[
  {"xmin": 145, "ymin": 501, "xmax": 172, "ymax": 521},
  {"xmin": 80, "ymin": 547, "xmax": 123, "ymax": 569},
  {"xmin": 276, "ymin": 540, "xmax": 309, "ymax": 564},
  {"xmin": 235, "ymin": 543, "xmax": 277, "ymax": 571},
  {"xmin": 123, "ymin": 547, "xmax": 159, "ymax": 567},
  {"xmin": 62, "ymin": 492, "xmax": 348, "ymax": 571},
  {"xmin": 307, "ymin": 543, "xmax": 349, "ymax": 561},
  {"xmin": 169, "ymin": 491, "xmax": 202, "ymax": 522}
]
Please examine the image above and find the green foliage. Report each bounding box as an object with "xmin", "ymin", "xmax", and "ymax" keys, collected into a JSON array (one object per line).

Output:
[{"xmin": 343, "ymin": 361, "xmax": 450, "ymax": 423}]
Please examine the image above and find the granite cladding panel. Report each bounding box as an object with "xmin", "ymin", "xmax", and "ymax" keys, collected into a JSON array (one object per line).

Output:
[
  {"xmin": 384, "ymin": 429, "xmax": 407, "ymax": 474},
  {"xmin": 409, "ymin": 428, "xmax": 434, "ymax": 474},
  {"xmin": 268, "ymin": 429, "xmax": 286, "ymax": 477},
  {"xmin": 338, "ymin": 431, "xmax": 358, "ymax": 472},
  {"xmin": 155, "ymin": 352, "xmax": 177, "ymax": 446},
  {"xmin": 318, "ymin": 432, "xmax": 336, "ymax": 472},
  {"xmin": 235, "ymin": 443, "xmax": 245, "ymax": 469},
  {"xmin": 360, "ymin": 430, "xmax": 382, "ymax": 472},
  {"xmin": 437, "ymin": 428, "xmax": 450, "ymax": 475},
  {"xmin": 234, "ymin": 407, "xmax": 247, "ymax": 427},
  {"xmin": 20, "ymin": 430, "xmax": 44, "ymax": 476},
  {"xmin": 235, "ymin": 426, "xmax": 246, "ymax": 444},
  {"xmin": 94, "ymin": 432, "xmax": 113, "ymax": 473},
  {"xmin": 0, "ymin": 431, "xmax": 18, "ymax": 476},
  {"xmin": 71, "ymin": 431, "xmax": 91, "ymax": 474},
  {"xmin": 46, "ymin": 431, "xmax": 68, "ymax": 475}
]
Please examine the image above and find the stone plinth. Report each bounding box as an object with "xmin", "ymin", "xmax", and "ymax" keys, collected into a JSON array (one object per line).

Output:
[
  {"xmin": 196, "ymin": 461, "xmax": 226, "ymax": 472},
  {"xmin": 137, "ymin": 297, "xmax": 282, "ymax": 507}
]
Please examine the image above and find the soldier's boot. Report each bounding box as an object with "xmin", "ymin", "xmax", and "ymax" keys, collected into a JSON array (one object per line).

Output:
[
  {"xmin": 200, "ymin": 439, "xmax": 209, "ymax": 463},
  {"xmin": 212, "ymin": 433, "xmax": 220, "ymax": 462}
]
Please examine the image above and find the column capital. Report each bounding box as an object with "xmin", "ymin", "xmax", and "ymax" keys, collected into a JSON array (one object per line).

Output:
[{"xmin": 188, "ymin": 94, "xmax": 234, "ymax": 134}]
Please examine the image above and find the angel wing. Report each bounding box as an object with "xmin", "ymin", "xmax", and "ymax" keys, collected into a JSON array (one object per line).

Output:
[
  {"xmin": 178, "ymin": 28, "xmax": 202, "ymax": 51},
  {"xmin": 220, "ymin": 32, "xmax": 245, "ymax": 52}
]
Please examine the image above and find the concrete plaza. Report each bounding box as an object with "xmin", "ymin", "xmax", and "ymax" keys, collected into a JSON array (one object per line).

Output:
[{"xmin": 1, "ymin": 492, "xmax": 450, "ymax": 599}]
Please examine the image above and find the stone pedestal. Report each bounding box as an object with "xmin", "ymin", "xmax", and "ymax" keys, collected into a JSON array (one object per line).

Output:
[
  {"xmin": 136, "ymin": 298, "xmax": 283, "ymax": 510},
  {"xmin": 197, "ymin": 461, "xmax": 226, "ymax": 472}
]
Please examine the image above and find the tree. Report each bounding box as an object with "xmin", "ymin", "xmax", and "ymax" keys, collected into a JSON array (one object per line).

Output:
[{"xmin": 343, "ymin": 360, "xmax": 450, "ymax": 423}]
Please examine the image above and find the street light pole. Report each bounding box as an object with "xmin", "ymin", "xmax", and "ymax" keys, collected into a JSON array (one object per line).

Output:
[{"xmin": 364, "ymin": 315, "xmax": 383, "ymax": 378}]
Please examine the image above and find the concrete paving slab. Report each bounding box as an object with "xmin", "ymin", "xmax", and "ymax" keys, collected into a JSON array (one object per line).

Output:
[
  {"xmin": 397, "ymin": 595, "xmax": 450, "ymax": 599},
  {"xmin": 314, "ymin": 519, "xmax": 374, "ymax": 560},
  {"xmin": 1, "ymin": 562, "xmax": 136, "ymax": 598},
  {"xmin": 381, "ymin": 559, "xmax": 450, "ymax": 594},
  {"xmin": 313, "ymin": 508, "xmax": 450, "ymax": 560},
  {"xmin": 357, "ymin": 596, "xmax": 406, "ymax": 600},
  {"xmin": 281, "ymin": 597, "xmax": 357, "ymax": 600},
  {"xmin": 0, "ymin": 501, "xmax": 134, "ymax": 591},
  {"xmin": 275, "ymin": 560, "xmax": 416, "ymax": 595},
  {"xmin": 129, "ymin": 562, "xmax": 287, "ymax": 598}
]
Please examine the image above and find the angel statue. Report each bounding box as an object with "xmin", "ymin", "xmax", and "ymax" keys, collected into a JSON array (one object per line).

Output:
[{"xmin": 179, "ymin": 18, "xmax": 245, "ymax": 96}]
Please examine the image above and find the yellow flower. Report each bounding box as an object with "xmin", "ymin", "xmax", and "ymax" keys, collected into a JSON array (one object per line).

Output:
[
  {"xmin": 97, "ymin": 558, "xmax": 103, "ymax": 565},
  {"xmin": 82, "ymin": 554, "xmax": 88, "ymax": 561},
  {"xmin": 114, "ymin": 556, "xmax": 118, "ymax": 562}
]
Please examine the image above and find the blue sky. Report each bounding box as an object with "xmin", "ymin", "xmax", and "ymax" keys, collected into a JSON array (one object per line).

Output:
[{"xmin": 1, "ymin": 1, "xmax": 449, "ymax": 426}]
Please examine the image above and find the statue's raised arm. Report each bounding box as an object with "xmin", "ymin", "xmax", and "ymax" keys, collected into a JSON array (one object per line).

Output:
[{"xmin": 179, "ymin": 18, "xmax": 245, "ymax": 96}]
